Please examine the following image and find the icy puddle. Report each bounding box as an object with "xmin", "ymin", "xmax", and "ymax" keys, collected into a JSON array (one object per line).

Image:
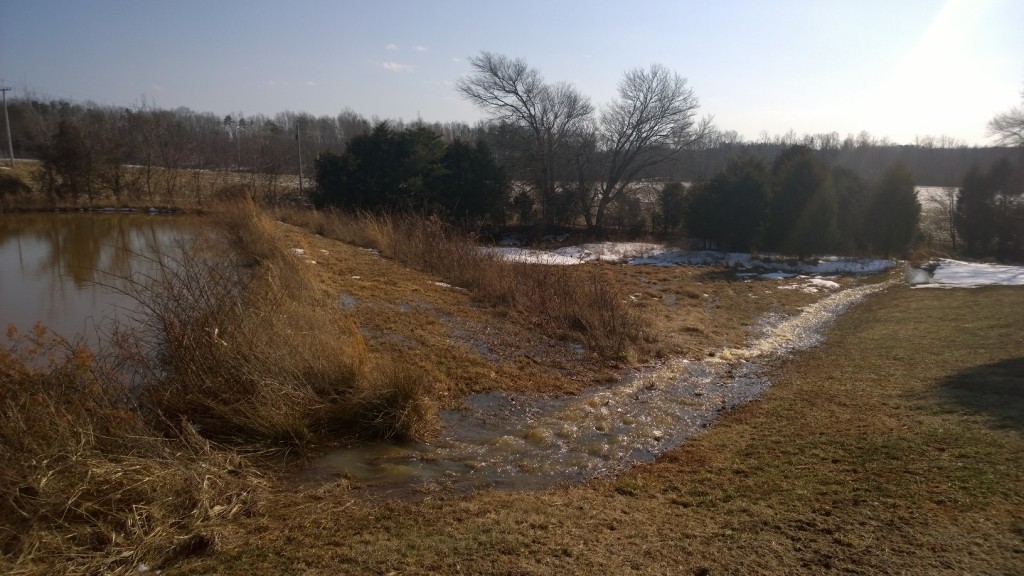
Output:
[{"xmin": 302, "ymin": 281, "xmax": 892, "ymax": 498}]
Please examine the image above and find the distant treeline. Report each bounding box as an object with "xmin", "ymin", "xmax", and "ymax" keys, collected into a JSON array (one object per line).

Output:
[
  {"xmin": 4, "ymin": 93, "xmax": 1022, "ymax": 261},
  {"xmin": 3, "ymin": 96, "xmax": 1017, "ymax": 189}
]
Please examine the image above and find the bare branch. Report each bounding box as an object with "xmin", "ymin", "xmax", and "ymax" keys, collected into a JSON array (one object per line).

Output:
[
  {"xmin": 987, "ymin": 105, "xmax": 1024, "ymax": 148},
  {"xmin": 592, "ymin": 64, "xmax": 710, "ymax": 230},
  {"xmin": 457, "ymin": 52, "xmax": 594, "ymax": 226}
]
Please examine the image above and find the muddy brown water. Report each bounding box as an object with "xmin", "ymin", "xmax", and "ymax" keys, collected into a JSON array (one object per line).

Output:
[
  {"xmin": 303, "ymin": 281, "xmax": 892, "ymax": 498},
  {"xmin": 0, "ymin": 212, "xmax": 198, "ymax": 345}
]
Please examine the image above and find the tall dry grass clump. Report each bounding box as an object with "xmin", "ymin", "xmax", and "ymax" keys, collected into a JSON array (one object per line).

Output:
[
  {"xmin": 120, "ymin": 205, "xmax": 436, "ymax": 445},
  {"xmin": 0, "ymin": 325, "xmax": 257, "ymax": 575},
  {"xmin": 309, "ymin": 210, "xmax": 648, "ymax": 360}
]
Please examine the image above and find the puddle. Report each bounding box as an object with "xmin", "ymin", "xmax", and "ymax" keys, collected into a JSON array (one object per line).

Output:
[{"xmin": 302, "ymin": 282, "xmax": 892, "ymax": 498}]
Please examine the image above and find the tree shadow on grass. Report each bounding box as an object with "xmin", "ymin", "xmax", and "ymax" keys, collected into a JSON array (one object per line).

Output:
[{"xmin": 937, "ymin": 357, "xmax": 1024, "ymax": 432}]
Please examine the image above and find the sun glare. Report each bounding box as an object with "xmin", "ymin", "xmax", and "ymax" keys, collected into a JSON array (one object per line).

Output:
[{"xmin": 873, "ymin": 0, "xmax": 996, "ymax": 140}]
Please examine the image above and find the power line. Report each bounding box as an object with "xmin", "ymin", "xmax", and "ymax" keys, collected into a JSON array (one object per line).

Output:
[{"xmin": 1, "ymin": 80, "xmax": 14, "ymax": 168}]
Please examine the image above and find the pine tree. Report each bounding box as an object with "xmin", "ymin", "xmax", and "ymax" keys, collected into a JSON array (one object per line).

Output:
[
  {"xmin": 765, "ymin": 145, "xmax": 837, "ymax": 258},
  {"xmin": 865, "ymin": 162, "xmax": 920, "ymax": 257}
]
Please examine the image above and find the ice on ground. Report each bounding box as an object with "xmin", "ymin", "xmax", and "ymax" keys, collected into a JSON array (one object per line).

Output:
[
  {"xmin": 912, "ymin": 259, "xmax": 1024, "ymax": 288},
  {"xmin": 490, "ymin": 247, "xmax": 588, "ymax": 265},
  {"xmin": 807, "ymin": 278, "xmax": 841, "ymax": 289},
  {"xmin": 490, "ymin": 242, "xmax": 666, "ymax": 265},
  {"xmin": 777, "ymin": 277, "xmax": 842, "ymax": 294},
  {"xmin": 434, "ymin": 281, "xmax": 467, "ymax": 291},
  {"xmin": 552, "ymin": 242, "xmax": 667, "ymax": 263},
  {"xmin": 485, "ymin": 243, "xmax": 894, "ymax": 276},
  {"xmin": 290, "ymin": 247, "xmax": 317, "ymax": 264}
]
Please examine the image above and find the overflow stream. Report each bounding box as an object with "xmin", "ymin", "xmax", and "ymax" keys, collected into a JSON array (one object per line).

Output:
[{"xmin": 302, "ymin": 281, "xmax": 892, "ymax": 498}]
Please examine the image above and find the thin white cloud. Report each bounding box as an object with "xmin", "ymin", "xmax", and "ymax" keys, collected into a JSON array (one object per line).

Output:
[
  {"xmin": 415, "ymin": 45, "xmax": 428, "ymax": 52},
  {"xmin": 382, "ymin": 62, "xmax": 413, "ymax": 73},
  {"xmin": 151, "ymin": 84, "xmax": 165, "ymax": 92},
  {"xmin": 451, "ymin": 57, "xmax": 460, "ymax": 62},
  {"xmin": 305, "ymin": 80, "xmax": 320, "ymax": 87},
  {"xmin": 385, "ymin": 43, "xmax": 398, "ymax": 51}
]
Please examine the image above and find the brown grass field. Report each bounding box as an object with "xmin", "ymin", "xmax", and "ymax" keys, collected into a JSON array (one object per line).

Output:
[
  {"xmin": 172, "ymin": 284, "xmax": 1023, "ymax": 576},
  {"xmin": 2, "ymin": 205, "xmax": 1021, "ymax": 574}
]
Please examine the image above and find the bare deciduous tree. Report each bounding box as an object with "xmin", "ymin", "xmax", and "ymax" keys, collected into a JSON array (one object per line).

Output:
[
  {"xmin": 457, "ymin": 52, "xmax": 593, "ymax": 227},
  {"xmin": 988, "ymin": 89, "xmax": 1024, "ymax": 148},
  {"xmin": 592, "ymin": 64, "xmax": 711, "ymax": 231}
]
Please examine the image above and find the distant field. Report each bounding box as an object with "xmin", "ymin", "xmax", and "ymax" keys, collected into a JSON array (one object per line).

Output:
[{"xmin": 1, "ymin": 160, "xmax": 304, "ymax": 210}]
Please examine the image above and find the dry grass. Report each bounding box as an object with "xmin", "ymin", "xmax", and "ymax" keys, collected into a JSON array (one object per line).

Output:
[
  {"xmin": 119, "ymin": 205, "xmax": 437, "ymax": 445},
  {"xmin": 175, "ymin": 286, "xmax": 1024, "ymax": 575},
  {"xmin": 12, "ymin": 199, "xmax": 1016, "ymax": 574},
  {"xmin": 0, "ymin": 160, "xmax": 299, "ymax": 211},
  {"xmin": 276, "ymin": 209, "xmax": 649, "ymax": 360},
  {"xmin": 0, "ymin": 325, "xmax": 258, "ymax": 575}
]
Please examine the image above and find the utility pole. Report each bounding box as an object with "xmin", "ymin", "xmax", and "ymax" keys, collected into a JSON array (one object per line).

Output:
[
  {"xmin": 1, "ymin": 81, "xmax": 14, "ymax": 168},
  {"xmin": 296, "ymin": 123, "xmax": 303, "ymax": 194}
]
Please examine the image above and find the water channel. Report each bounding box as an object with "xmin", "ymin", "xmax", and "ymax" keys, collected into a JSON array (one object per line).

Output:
[{"xmin": 302, "ymin": 282, "xmax": 891, "ymax": 498}]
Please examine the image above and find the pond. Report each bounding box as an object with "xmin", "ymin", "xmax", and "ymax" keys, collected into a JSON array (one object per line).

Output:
[{"xmin": 0, "ymin": 212, "xmax": 199, "ymax": 346}]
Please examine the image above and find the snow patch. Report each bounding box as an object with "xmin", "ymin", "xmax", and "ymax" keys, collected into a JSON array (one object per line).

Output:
[
  {"xmin": 486, "ymin": 243, "xmax": 894, "ymax": 276},
  {"xmin": 912, "ymin": 259, "xmax": 1024, "ymax": 288}
]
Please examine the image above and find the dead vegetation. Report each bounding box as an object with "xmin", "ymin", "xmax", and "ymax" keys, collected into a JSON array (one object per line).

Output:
[
  {"xmin": 0, "ymin": 325, "xmax": 258, "ymax": 575},
  {"xmin": 8, "ymin": 203, "xmax": 1012, "ymax": 574},
  {"xmin": 120, "ymin": 205, "xmax": 438, "ymax": 446},
  {"xmin": 0, "ymin": 160, "xmax": 301, "ymax": 211},
  {"xmin": 174, "ymin": 286, "xmax": 1024, "ymax": 576},
  {"xmin": 0, "ymin": 205, "xmax": 439, "ymax": 574},
  {"xmin": 277, "ymin": 209, "xmax": 650, "ymax": 360}
]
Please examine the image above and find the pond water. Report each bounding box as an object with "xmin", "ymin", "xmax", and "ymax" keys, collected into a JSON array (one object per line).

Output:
[{"xmin": 0, "ymin": 212, "xmax": 199, "ymax": 345}]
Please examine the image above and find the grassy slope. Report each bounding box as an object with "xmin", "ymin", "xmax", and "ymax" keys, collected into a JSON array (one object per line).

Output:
[
  {"xmin": 269, "ymin": 219, "xmax": 832, "ymax": 403},
  {"xmin": 177, "ymin": 286, "xmax": 1024, "ymax": 575}
]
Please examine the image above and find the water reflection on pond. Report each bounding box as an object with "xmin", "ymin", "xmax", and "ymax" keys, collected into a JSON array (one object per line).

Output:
[{"xmin": 0, "ymin": 212, "xmax": 199, "ymax": 344}]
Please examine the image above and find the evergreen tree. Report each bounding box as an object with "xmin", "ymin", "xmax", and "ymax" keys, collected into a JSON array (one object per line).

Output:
[
  {"xmin": 716, "ymin": 156, "xmax": 770, "ymax": 252},
  {"xmin": 430, "ymin": 139, "xmax": 508, "ymax": 222},
  {"xmin": 831, "ymin": 166, "xmax": 870, "ymax": 254},
  {"xmin": 313, "ymin": 123, "xmax": 507, "ymax": 224},
  {"xmin": 312, "ymin": 123, "xmax": 444, "ymax": 212},
  {"xmin": 655, "ymin": 182, "xmax": 687, "ymax": 235},
  {"xmin": 956, "ymin": 164, "xmax": 995, "ymax": 256},
  {"xmin": 683, "ymin": 178, "xmax": 716, "ymax": 249},
  {"xmin": 765, "ymin": 145, "xmax": 837, "ymax": 257},
  {"xmin": 864, "ymin": 162, "xmax": 920, "ymax": 257}
]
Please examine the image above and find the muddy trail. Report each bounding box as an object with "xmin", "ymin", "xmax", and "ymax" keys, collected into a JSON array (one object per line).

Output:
[{"xmin": 301, "ymin": 281, "xmax": 893, "ymax": 498}]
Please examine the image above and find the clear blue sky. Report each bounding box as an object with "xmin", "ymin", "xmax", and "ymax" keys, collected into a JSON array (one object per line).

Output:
[{"xmin": 2, "ymin": 0, "xmax": 1022, "ymax": 145}]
